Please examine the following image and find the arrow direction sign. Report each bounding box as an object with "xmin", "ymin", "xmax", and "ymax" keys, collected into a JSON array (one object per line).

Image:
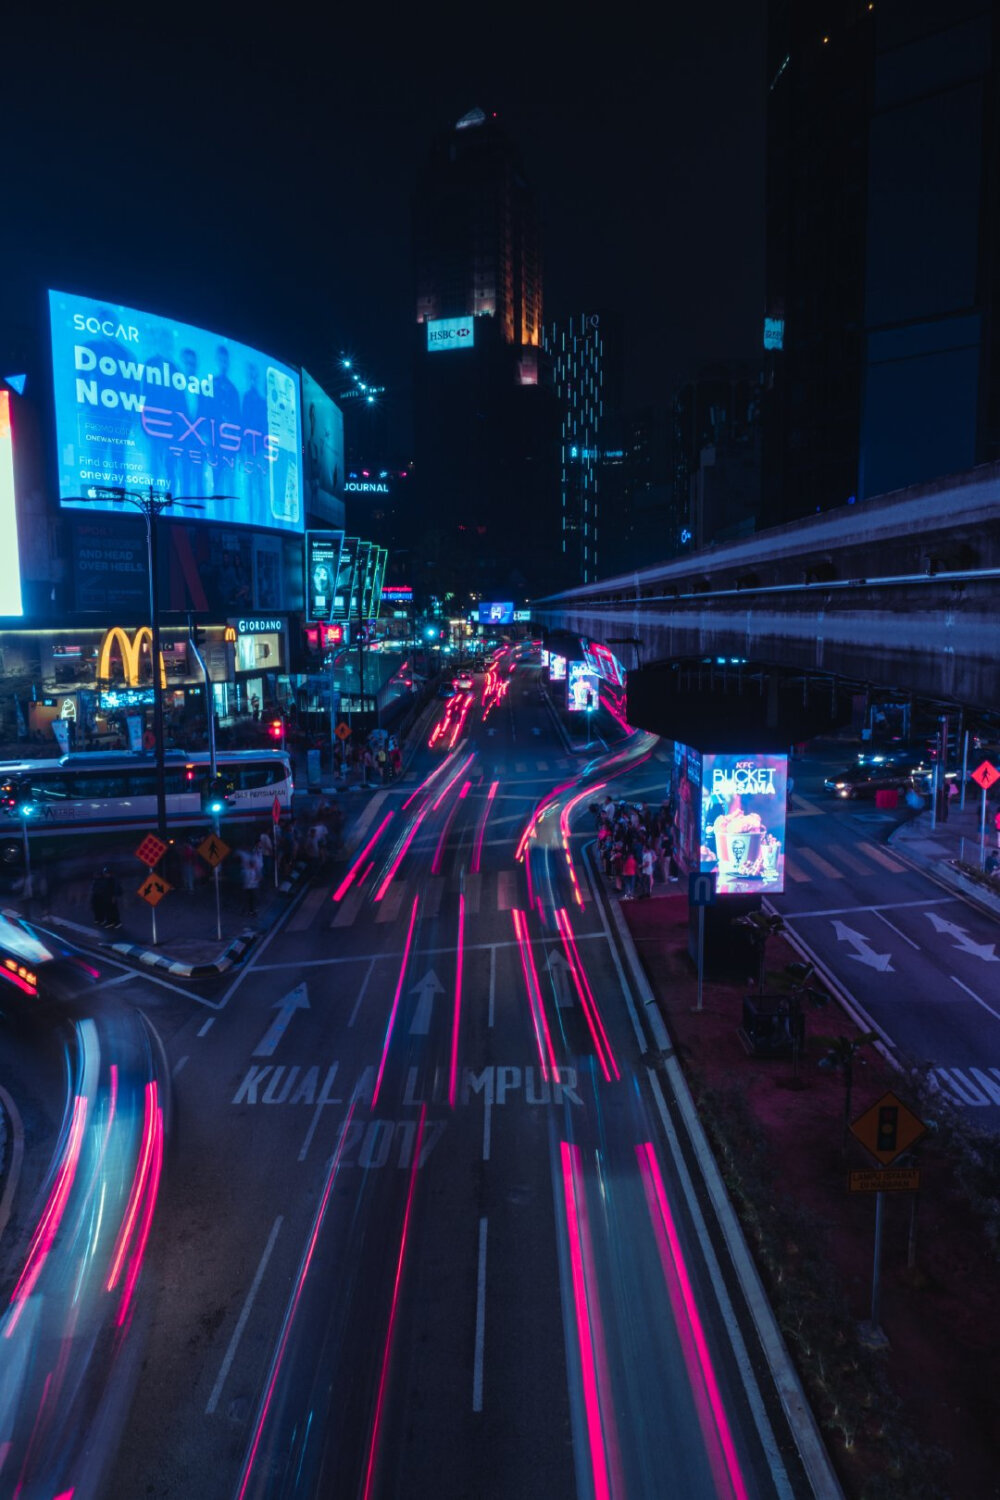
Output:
[
  {"xmin": 409, "ymin": 970, "xmax": 445, "ymax": 1035},
  {"xmin": 925, "ymin": 910, "xmax": 999, "ymax": 962},
  {"xmin": 831, "ymin": 920, "xmax": 894, "ymax": 972},
  {"xmin": 253, "ymin": 982, "xmax": 309, "ymax": 1058}
]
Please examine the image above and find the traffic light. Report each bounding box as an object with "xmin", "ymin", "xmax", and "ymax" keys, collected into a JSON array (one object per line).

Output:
[
  {"xmin": 201, "ymin": 775, "xmax": 235, "ymax": 816},
  {"xmin": 268, "ymin": 718, "xmax": 285, "ymax": 742}
]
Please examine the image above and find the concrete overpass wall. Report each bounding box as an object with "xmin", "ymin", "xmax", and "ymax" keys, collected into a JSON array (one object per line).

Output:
[{"xmin": 535, "ymin": 463, "xmax": 1000, "ymax": 711}]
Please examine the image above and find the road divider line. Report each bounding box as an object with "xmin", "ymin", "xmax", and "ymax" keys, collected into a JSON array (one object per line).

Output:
[
  {"xmin": 197, "ymin": 1017, "xmax": 215, "ymax": 1037},
  {"xmin": 206, "ymin": 1215, "xmax": 283, "ymax": 1415},
  {"xmin": 472, "ymin": 1216, "xmax": 488, "ymax": 1412},
  {"xmin": 372, "ymin": 896, "xmax": 420, "ymax": 1108},
  {"xmin": 488, "ymin": 944, "xmax": 496, "ymax": 1028}
]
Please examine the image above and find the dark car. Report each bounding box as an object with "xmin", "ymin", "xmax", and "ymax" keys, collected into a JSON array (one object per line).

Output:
[
  {"xmin": 823, "ymin": 759, "xmax": 928, "ymax": 799},
  {"xmin": 437, "ymin": 682, "xmax": 457, "ymax": 699}
]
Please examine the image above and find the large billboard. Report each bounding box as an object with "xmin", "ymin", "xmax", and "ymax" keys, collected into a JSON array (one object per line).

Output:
[
  {"xmin": 305, "ymin": 531, "xmax": 344, "ymax": 623},
  {"xmin": 49, "ymin": 289, "xmax": 303, "ymax": 534},
  {"xmin": 567, "ymin": 662, "xmax": 600, "ymax": 712},
  {"xmin": 0, "ymin": 391, "xmax": 24, "ymax": 617},
  {"xmin": 697, "ymin": 750, "xmax": 787, "ymax": 895},
  {"xmin": 478, "ymin": 602, "xmax": 514, "ymax": 625},
  {"xmin": 333, "ymin": 537, "xmax": 359, "ymax": 622},
  {"xmin": 370, "ymin": 547, "xmax": 388, "ymax": 619},
  {"xmin": 301, "ymin": 368, "xmax": 344, "ymax": 525},
  {"xmin": 427, "ymin": 316, "xmax": 475, "ymax": 352}
]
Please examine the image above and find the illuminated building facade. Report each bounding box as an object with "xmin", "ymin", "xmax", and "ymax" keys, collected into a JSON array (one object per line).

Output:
[{"xmin": 543, "ymin": 313, "xmax": 621, "ymax": 586}]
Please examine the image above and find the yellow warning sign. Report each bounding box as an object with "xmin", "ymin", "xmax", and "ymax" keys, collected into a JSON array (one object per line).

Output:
[
  {"xmin": 198, "ymin": 834, "xmax": 230, "ymax": 869},
  {"xmin": 137, "ymin": 873, "xmax": 172, "ymax": 907},
  {"xmin": 850, "ymin": 1091, "xmax": 927, "ymax": 1166},
  {"xmin": 335, "ymin": 722, "xmax": 352, "ymax": 741}
]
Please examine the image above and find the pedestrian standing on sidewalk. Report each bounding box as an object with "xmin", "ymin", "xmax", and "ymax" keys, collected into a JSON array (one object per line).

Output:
[
  {"xmin": 240, "ymin": 846, "xmax": 262, "ymax": 917},
  {"xmin": 90, "ymin": 867, "xmax": 110, "ymax": 927},
  {"xmin": 641, "ymin": 845, "xmax": 655, "ymax": 897},
  {"xmin": 622, "ymin": 849, "xmax": 638, "ymax": 900}
]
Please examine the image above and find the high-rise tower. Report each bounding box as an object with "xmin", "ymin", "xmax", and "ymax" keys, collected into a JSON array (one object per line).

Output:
[{"xmin": 411, "ymin": 110, "xmax": 558, "ymax": 603}]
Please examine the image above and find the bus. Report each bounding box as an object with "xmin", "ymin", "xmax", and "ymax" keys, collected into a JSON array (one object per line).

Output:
[{"xmin": 0, "ymin": 750, "xmax": 294, "ymax": 865}]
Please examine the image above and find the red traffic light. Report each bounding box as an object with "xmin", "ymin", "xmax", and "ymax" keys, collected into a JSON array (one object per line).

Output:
[{"xmin": 268, "ymin": 719, "xmax": 284, "ymax": 740}]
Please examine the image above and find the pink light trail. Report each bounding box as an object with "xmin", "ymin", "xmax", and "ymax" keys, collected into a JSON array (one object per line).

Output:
[
  {"xmin": 5, "ymin": 1095, "xmax": 88, "ymax": 1338},
  {"xmin": 636, "ymin": 1142, "xmax": 749, "ymax": 1500},
  {"xmin": 332, "ymin": 812, "xmax": 394, "ymax": 902},
  {"xmin": 362, "ymin": 1105, "xmax": 427, "ymax": 1500},
  {"xmin": 560, "ymin": 1142, "xmax": 613, "ymax": 1500},
  {"xmin": 555, "ymin": 908, "xmax": 619, "ymax": 1082},
  {"xmin": 371, "ymin": 895, "xmax": 420, "ymax": 1108}
]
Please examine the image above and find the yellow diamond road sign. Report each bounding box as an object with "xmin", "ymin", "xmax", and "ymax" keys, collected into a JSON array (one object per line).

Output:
[
  {"xmin": 335, "ymin": 721, "xmax": 352, "ymax": 741},
  {"xmin": 850, "ymin": 1090, "xmax": 927, "ymax": 1166},
  {"xmin": 137, "ymin": 873, "xmax": 172, "ymax": 908},
  {"xmin": 198, "ymin": 834, "xmax": 230, "ymax": 869}
]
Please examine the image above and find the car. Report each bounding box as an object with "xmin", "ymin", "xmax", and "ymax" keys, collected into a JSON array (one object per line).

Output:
[
  {"xmin": 453, "ymin": 673, "xmax": 474, "ymax": 691},
  {"xmin": 823, "ymin": 760, "xmax": 928, "ymax": 799},
  {"xmin": 437, "ymin": 683, "xmax": 457, "ymax": 699}
]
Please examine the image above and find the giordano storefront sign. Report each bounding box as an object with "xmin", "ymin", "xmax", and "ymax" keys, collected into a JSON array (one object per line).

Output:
[
  {"xmin": 233, "ymin": 617, "xmax": 283, "ymax": 635},
  {"xmin": 97, "ymin": 625, "xmax": 166, "ymax": 688}
]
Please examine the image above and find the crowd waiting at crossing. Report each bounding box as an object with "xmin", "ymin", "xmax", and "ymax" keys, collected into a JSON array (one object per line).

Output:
[{"xmin": 591, "ymin": 792, "xmax": 679, "ymax": 899}]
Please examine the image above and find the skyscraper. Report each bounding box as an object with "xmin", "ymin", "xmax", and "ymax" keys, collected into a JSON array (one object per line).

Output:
[
  {"xmin": 543, "ymin": 312, "xmax": 622, "ymax": 586},
  {"xmin": 411, "ymin": 109, "xmax": 558, "ymax": 602},
  {"xmin": 763, "ymin": 0, "xmax": 1000, "ymax": 526}
]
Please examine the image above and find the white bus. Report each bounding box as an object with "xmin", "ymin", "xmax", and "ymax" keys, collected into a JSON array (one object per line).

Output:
[{"xmin": 0, "ymin": 750, "xmax": 293, "ymax": 864}]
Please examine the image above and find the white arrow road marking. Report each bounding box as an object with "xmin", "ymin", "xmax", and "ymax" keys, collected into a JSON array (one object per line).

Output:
[
  {"xmin": 925, "ymin": 911, "xmax": 999, "ymax": 962},
  {"xmin": 409, "ymin": 970, "xmax": 445, "ymax": 1035},
  {"xmin": 831, "ymin": 920, "xmax": 894, "ymax": 972},
  {"xmin": 253, "ymin": 982, "xmax": 309, "ymax": 1057}
]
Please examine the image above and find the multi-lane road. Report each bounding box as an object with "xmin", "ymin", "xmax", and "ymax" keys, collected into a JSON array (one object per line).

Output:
[{"xmin": 4, "ymin": 663, "xmax": 999, "ymax": 1497}]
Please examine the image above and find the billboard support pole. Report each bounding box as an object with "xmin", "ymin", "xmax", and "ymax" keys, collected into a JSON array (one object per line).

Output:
[{"xmin": 143, "ymin": 493, "xmax": 168, "ymax": 839}]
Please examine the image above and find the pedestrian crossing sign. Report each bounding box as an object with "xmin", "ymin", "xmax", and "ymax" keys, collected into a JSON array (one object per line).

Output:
[{"xmin": 198, "ymin": 834, "xmax": 230, "ymax": 869}]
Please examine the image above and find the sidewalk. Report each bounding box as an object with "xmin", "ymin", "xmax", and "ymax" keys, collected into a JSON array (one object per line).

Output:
[
  {"xmin": 887, "ymin": 795, "xmax": 1000, "ymax": 917},
  {"xmin": 1, "ymin": 706, "xmax": 439, "ymax": 979}
]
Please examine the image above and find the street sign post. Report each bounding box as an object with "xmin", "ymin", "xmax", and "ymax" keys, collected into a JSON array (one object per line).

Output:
[
  {"xmin": 135, "ymin": 833, "xmax": 168, "ymax": 868},
  {"xmin": 198, "ymin": 832, "xmax": 230, "ymax": 939},
  {"xmin": 970, "ymin": 760, "xmax": 999, "ymax": 867},
  {"xmin": 850, "ymin": 1091, "xmax": 927, "ymax": 1340},
  {"xmin": 137, "ymin": 870, "xmax": 172, "ymax": 947},
  {"xmin": 688, "ymin": 870, "xmax": 717, "ymax": 1013}
]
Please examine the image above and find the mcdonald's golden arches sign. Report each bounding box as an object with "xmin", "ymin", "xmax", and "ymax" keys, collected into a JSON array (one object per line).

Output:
[{"xmin": 97, "ymin": 626, "xmax": 167, "ymax": 689}]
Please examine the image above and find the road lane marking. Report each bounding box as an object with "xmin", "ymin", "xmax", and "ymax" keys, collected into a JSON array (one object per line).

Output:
[
  {"xmin": 349, "ymin": 956, "xmax": 377, "ymax": 1028},
  {"xmin": 950, "ymin": 975, "xmax": 1000, "ymax": 1024},
  {"xmin": 332, "ymin": 885, "xmax": 366, "ymax": 927},
  {"xmin": 795, "ymin": 847, "xmax": 843, "ymax": 880},
  {"xmin": 496, "ymin": 871, "xmax": 516, "ymax": 910},
  {"xmin": 782, "ymin": 856, "xmax": 810, "ymax": 883},
  {"xmin": 206, "ymin": 1215, "xmax": 283, "ymax": 1414},
  {"xmin": 828, "ymin": 845, "xmax": 874, "ymax": 876},
  {"xmin": 197, "ymin": 1017, "xmax": 215, "ymax": 1037},
  {"xmin": 423, "ymin": 877, "xmax": 445, "ymax": 919},
  {"xmin": 298, "ymin": 1066, "xmax": 343, "ymax": 1160},
  {"xmin": 463, "ymin": 872, "xmax": 481, "ymax": 914},
  {"xmin": 376, "ymin": 880, "xmax": 407, "ymax": 924},
  {"xmin": 856, "ymin": 841, "xmax": 906, "ymax": 873},
  {"xmin": 286, "ymin": 886, "xmax": 328, "ymax": 933},
  {"xmin": 172, "ymin": 1055, "xmax": 189, "ymax": 1077},
  {"xmin": 473, "ymin": 1217, "xmax": 488, "ymax": 1412},
  {"xmin": 872, "ymin": 910, "xmax": 921, "ymax": 950},
  {"xmin": 488, "ymin": 945, "xmax": 496, "ymax": 1028},
  {"xmin": 250, "ymin": 931, "xmax": 606, "ymax": 972},
  {"xmin": 779, "ymin": 897, "xmax": 953, "ymax": 920}
]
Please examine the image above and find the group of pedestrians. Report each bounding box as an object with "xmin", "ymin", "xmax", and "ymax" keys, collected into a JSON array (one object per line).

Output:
[
  {"xmin": 592, "ymin": 793, "xmax": 678, "ymax": 900},
  {"xmin": 333, "ymin": 734, "xmax": 402, "ymax": 787}
]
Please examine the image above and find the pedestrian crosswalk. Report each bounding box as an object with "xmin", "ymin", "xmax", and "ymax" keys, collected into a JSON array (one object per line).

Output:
[{"xmin": 273, "ymin": 833, "xmax": 915, "ymax": 937}]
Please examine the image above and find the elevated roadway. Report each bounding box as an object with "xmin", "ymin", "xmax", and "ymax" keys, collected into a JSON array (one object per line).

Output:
[{"xmin": 534, "ymin": 463, "xmax": 1000, "ymax": 714}]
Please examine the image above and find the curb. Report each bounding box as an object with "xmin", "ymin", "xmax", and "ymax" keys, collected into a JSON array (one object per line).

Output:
[
  {"xmin": 106, "ymin": 862, "xmax": 310, "ymax": 979},
  {"xmin": 885, "ymin": 831, "xmax": 1000, "ymax": 922},
  {"xmin": 594, "ymin": 850, "xmax": 844, "ymax": 1500}
]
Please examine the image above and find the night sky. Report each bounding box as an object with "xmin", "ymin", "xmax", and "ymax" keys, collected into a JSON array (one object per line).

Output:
[{"xmin": 3, "ymin": 3, "xmax": 764, "ymax": 446}]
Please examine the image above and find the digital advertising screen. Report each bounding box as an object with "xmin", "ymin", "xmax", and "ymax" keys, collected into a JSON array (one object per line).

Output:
[
  {"xmin": 548, "ymin": 653, "xmax": 567, "ymax": 682},
  {"xmin": 305, "ymin": 530, "xmax": 344, "ymax": 623},
  {"xmin": 49, "ymin": 289, "xmax": 303, "ymax": 534},
  {"xmin": 582, "ymin": 639, "xmax": 626, "ymax": 687},
  {"xmin": 370, "ymin": 547, "xmax": 388, "ymax": 619},
  {"xmin": 426, "ymin": 316, "xmax": 475, "ymax": 352},
  {"xmin": 0, "ymin": 391, "xmax": 24, "ymax": 617},
  {"xmin": 699, "ymin": 751, "xmax": 788, "ymax": 895},
  {"xmin": 478, "ymin": 602, "xmax": 514, "ymax": 625},
  {"xmin": 333, "ymin": 537, "xmax": 359, "ymax": 622},
  {"xmin": 567, "ymin": 662, "xmax": 600, "ymax": 712},
  {"xmin": 352, "ymin": 541, "xmax": 371, "ymax": 619},
  {"xmin": 360, "ymin": 543, "xmax": 380, "ymax": 621},
  {"xmin": 301, "ymin": 368, "xmax": 344, "ymax": 525}
]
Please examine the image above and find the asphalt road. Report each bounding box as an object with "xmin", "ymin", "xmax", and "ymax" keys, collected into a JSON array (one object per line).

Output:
[
  {"xmin": 99, "ymin": 671, "xmax": 813, "ymax": 1500},
  {"xmin": 8, "ymin": 681, "xmax": 1000, "ymax": 1496},
  {"xmin": 772, "ymin": 755, "xmax": 1000, "ymax": 1122}
]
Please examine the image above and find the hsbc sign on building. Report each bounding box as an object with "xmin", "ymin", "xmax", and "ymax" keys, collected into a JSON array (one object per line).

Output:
[{"xmin": 426, "ymin": 317, "xmax": 475, "ymax": 352}]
